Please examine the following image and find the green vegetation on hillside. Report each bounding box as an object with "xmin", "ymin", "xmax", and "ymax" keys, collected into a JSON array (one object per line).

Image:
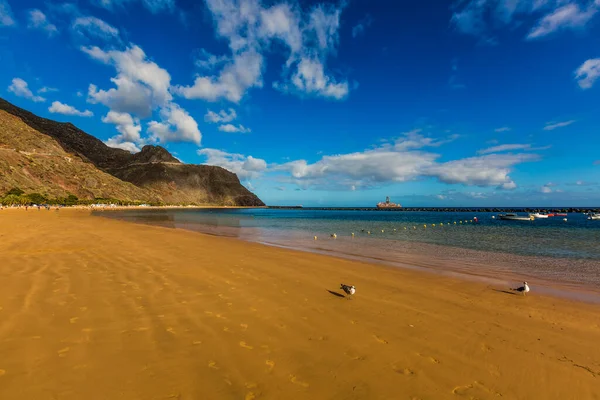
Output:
[{"xmin": 0, "ymin": 187, "xmax": 166, "ymax": 207}]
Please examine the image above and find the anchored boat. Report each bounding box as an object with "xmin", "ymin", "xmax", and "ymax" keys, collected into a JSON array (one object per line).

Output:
[
  {"xmin": 377, "ymin": 196, "xmax": 402, "ymax": 209},
  {"xmin": 498, "ymin": 213, "xmax": 534, "ymax": 221}
]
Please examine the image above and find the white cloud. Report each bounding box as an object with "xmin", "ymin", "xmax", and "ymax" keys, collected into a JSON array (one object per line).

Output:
[
  {"xmin": 543, "ymin": 119, "xmax": 575, "ymax": 130},
  {"xmin": 0, "ymin": 0, "xmax": 16, "ymax": 27},
  {"xmin": 541, "ymin": 184, "xmax": 553, "ymax": 193},
  {"xmin": 48, "ymin": 101, "xmax": 93, "ymax": 117},
  {"xmin": 275, "ymin": 57, "xmax": 349, "ymax": 99},
  {"xmin": 105, "ymin": 137, "xmax": 140, "ymax": 153},
  {"xmin": 218, "ymin": 123, "xmax": 251, "ymax": 133},
  {"xmin": 494, "ymin": 126, "xmax": 511, "ymax": 132},
  {"xmin": 82, "ymin": 45, "xmax": 172, "ymax": 117},
  {"xmin": 175, "ymin": 49, "xmax": 264, "ymax": 103},
  {"xmin": 477, "ymin": 143, "xmax": 533, "ymax": 154},
  {"xmin": 425, "ymin": 154, "xmax": 536, "ymax": 188},
  {"xmin": 38, "ymin": 86, "xmax": 58, "ymax": 93},
  {"xmin": 527, "ymin": 3, "xmax": 598, "ymax": 39},
  {"xmin": 175, "ymin": 0, "xmax": 350, "ymax": 102},
  {"xmin": 27, "ymin": 9, "xmax": 58, "ymax": 36},
  {"xmin": 451, "ymin": 0, "xmax": 600, "ymax": 42},
  {"xmin": 205, "ymin": 108, "xmax": 237, "ymax": 123},
  {"xmin": 197, "ymin": 148, "xmax": 267, "ymax": 180},
  {"xmin": 92, "ymin": 0, "xmax": 174, "ymax": 14},
  {"xmin": 72, "ymin": 16, "xmax": 119, "ymax": 40},
  {"xmin": 273, "ymin": 130, "xmax": 536, "ymax": 190},
  {"xmin": 7, "ymin": 78, "xmax": 46, "ymax": 102},
  {"xmin": 352, "ymin": 14, "xmax": 373, "ymax": 38},
  {"xmin": 102, "ymin": 110, "xmax": 142, "ymax": 143},
  {"xmin": 194, "ymin": 49, "xmax": 229, "ymax": 71},
  {"xmin": 575, "ymin": 58, "xmax": 600, "ymax": 89},
  {"xmin": 147, "ymin": 103, "xmax": 202, "ymax": 145}
]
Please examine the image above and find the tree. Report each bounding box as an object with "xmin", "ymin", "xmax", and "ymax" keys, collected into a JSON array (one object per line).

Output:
[
  {"xmin": 5, "ymin": 187, "xmax": 24, "ymax": 196},
  {"xmin": 1, "ymin": 194, "xmax": 27, "ymax": 206},
  {"xmin": 26, "ymin": 193, "xmax": 47, "ymax": 204},
  {"xmin": 64, "ymin": 194, "xmax": 79, "ymax": 206}
]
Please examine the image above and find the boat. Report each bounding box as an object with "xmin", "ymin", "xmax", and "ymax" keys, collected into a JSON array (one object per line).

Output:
[
  {"xmin": 529, "ymin": 212, "xmax": 549, "ymax": 219},
  {"xmin": 588, "ymin": 213, "xmax": 600, "ymax": 220},
  {"xmin": 377, "ymin": 196, "xmax": 402, "ymax": 209},
  {"xmin": 555, "ymin": 213, "xmax": 567, "ymax": 216},
  {"xmin": 498, "ymin": 213, "xmax": 534, "ymax": 221}
]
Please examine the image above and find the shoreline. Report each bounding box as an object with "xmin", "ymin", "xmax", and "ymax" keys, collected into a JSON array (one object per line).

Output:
[
  {"xmin": 1, "ymin": 209, "xmax": 599, "ymax": 399},
  {"xmin": 94, "ymin": 209, "xmax": 600, "ymax": 304}
]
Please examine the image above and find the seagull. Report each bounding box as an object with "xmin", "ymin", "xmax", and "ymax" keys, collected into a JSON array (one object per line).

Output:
[
  {"xmin": 511, "ymin": 281, "xmax": 530, "ymax": 296},
  {"xmin": 340, "ymin": 284, "xmax": 356, "ymax": 296}
]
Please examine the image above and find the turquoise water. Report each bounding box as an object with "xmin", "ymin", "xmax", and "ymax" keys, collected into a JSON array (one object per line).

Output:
[{"xmin": 99, "ymin": 209, "xmax": 600, "ymax": 260}]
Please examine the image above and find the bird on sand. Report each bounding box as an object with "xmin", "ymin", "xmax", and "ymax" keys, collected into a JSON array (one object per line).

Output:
[
  {"xmin": 340, "ymin": 284, "xmax": 356, "ymax": 296},
  {"xmin": 511, "ymin": 281, "xmax": 530, "ymax": 296}
]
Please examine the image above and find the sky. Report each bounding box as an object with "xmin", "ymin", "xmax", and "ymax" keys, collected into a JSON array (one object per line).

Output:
[{"xmin": 0, "ymin": 0, "xmax": 599, "ymax": 207}]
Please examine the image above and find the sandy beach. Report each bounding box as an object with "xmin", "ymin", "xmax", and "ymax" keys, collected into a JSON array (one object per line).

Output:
[{"xmin": 0, "ymin": 209, "xmax": 599, "ymax": 400}]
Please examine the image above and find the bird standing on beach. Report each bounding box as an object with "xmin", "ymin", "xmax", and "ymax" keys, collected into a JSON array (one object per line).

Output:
[
  {"xmin": 511, "ymin": 282, "xmax": 530, "ymax": 296},
  {"xmin": 340, "ymin": 284, "xmax": 356, "ymax": 296}
]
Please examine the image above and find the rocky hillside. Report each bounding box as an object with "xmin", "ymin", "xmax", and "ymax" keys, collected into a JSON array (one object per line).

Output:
[{"xmin": 0, "ymin": 98, "xmax": 264, "ymax": 206}]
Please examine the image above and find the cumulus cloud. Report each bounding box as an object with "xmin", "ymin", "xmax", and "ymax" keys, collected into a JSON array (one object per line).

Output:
[
  {"xmin": 102, "ymin": 110, "xmax": 142, "ymax": 151},
  {"xmin": 540, "ymin": 184, "xmax": 553, "ymax": 193},
  {"xmin": 7, "ymin": 78, "xmax": 46, "ymax": 102},
  {"xmin": 272, "ymin": 130, "xmax": 537, "ymax": 190},
  {"xmin": 48, "ymin": 101, "xmax": 93, "ymax": 117},
  {"xmin": 575, "ymin": 58, "xmax": 600, "ymax": 89},
  {"xmin": 218, "ymin": 123, "xmax": 251, "ymax": 133},
  {"xmin": 543, "ymin": 119, "xmax": 575, "ymax": 130},
  {"xmin": 205, "ymin": 108, "xmax": 237, "ymax": 123},
  {"xmin": 82, "ymin": 45, "xmax": 172, "ymax": 117},
  {"xmin": 27, "ymin": 9, "xmax": 58, "ymax": 36},
  {"xmin": 494, "ymin": 126, "xmax": 511, "ymax": 132},
  {"xmin": 451, "ymin": 0, "xmax": 600, "ymax": 42},
  {"xmin": 0, "ymin": 0, "xmax": 16, "ymax": 27},
  {"xmin": 352, "ymin": 14, "xmax": 373, "ymax": 38},
  {"xmin": 72, "ymin": 16, "xmax": 119, "ymax": 41},
  {"xmin": 147, "ymin": 103, "xmax": 202, "ymax": 145},
  {"xmin": 175, "ymin": 0, "xmax": 350, "ymax": 102},
  {"xmin": 194, "ymin": 49, "xmax": 229, "ymax": 71},
  {"xmin": 82, "ymin": 43, "xmax": 202, "ymax": 150},
  {"xmin": 197, "ymin": 148, "xmax": 267, "ymax": 180}
]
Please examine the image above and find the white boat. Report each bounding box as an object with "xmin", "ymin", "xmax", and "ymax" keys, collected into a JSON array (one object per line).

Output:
[
  {"xmin": 498, "ymin": 213, "xmax": 534, "ymax": 221},
  {"xmin": 588, "ymin": 213, "xmax": 600, "ymax": 220},
  {"xmin": 529, "ymin": 213, "xmax": 549, "ymax": 219}
]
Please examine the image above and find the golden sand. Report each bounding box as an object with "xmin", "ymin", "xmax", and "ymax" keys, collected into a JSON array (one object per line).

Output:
[{"xmin": 0, "ymin": 209, "xmax": 598, "ymax": 399}]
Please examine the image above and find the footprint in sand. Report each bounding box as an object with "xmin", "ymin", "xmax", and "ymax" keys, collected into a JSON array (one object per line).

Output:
[
  {"xmin": 166, "ymin": 327, "xmax": 176, "ymax": 334},
  {"xmin": 192, "ymin": 341, "xmax": 202, "ymax": 345},
  {"xmin": 289, "ymin": 375, "xmax": 309, "ymax": 388},
  {"xmin": 373, "ymin": 335, "xmax": 388, "ymax": 344},
  {"xmin": 265, "ymin": 360, "xmax": 275, "ymax": 371},
  {"xmin": 239, "ymin": 341, "xmax": 254, "ymax": 350},
  {"xmin": 223, "ymin": 327, "xmax": 231, "ymax": 333},
  {"xmin": 79, "ymin": 306, "xmax": 88, "ymax": 312},
  {"xmin": 245, "ymin": 393, "xmax": 256, "ymax": 400},
  {"xmin": 208, "ymin": 361, "xmax": 219, "ymax": 370},
  {"xmin": 70, "ymin": 317, "xmax": 79, "ymax": 324},
  {"xmin": 452, "ymin": 381, "xmax": 501, "ymax": 397},
  {"xmin": 240, "ymin": 323, "xmax": 248, "ymax": 331},
  {"xmin": 57, "ymin": 347, "xmax": 70, "ymax": 358}
]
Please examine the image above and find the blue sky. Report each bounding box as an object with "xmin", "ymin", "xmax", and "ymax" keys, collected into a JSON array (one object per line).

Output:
[{"xmin": 1, "ymin": 0, "xmax": 599, "ymax": 206}]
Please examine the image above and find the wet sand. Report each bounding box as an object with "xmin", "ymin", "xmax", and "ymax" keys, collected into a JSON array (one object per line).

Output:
[{"xmin": 0, "ymin": 209, "xmax": 599, "ymax": 399}]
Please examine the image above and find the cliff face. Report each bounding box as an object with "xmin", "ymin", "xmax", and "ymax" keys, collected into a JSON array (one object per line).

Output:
[{"xmin": 0, "ymin": 98, "xmax": 264, "ymax": 206}]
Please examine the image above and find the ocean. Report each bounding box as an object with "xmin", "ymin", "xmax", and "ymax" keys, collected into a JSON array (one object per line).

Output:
[{"xmin": 97, "ymin": 208, "xmax": 600, "ymax": 294}]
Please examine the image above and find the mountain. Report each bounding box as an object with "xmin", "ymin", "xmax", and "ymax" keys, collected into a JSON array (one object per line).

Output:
[{"xmin": 0, "ymin": 98, "xmax": 264, "ymax": 206}]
